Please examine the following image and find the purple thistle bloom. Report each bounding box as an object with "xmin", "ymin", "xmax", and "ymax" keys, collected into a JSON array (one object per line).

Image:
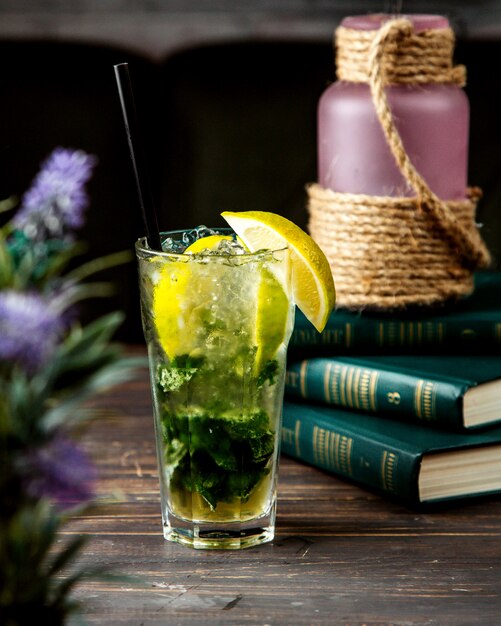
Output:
[
  {"xmin": 13, "ymin": 148, "xmax": 97, "ymax": 241},
  {"xmin": 0, "ymin": 290, "xmax": 64, "ymax": 371},
  {"xmin": 21, "ymin": 435, "xmax": 96, "ymax": 509}
]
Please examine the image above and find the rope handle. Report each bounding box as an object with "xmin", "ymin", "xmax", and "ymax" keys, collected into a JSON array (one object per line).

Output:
[{"xmin": 368, "ymin": 18, "xmax": 490, "ymax": 268}]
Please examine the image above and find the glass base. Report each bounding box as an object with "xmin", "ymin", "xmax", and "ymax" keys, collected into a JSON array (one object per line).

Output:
[
  {"xmin": 162, "ymin": 504, "xmax": 276, "ymax": 550},
  {"xmin": 164, "ymin": 524, "xmax": 274, "ymax": 550}
]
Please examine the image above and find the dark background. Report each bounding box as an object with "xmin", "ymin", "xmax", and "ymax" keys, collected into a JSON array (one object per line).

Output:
[{"xmin": 0, "ymin": 1, "xmax": 500, "ymax": 342}]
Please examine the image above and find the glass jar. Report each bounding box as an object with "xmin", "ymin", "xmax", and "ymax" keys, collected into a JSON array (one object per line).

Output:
[{"xmin": 317, "ymin": 14, "xmax": 469, "ymax": 200}]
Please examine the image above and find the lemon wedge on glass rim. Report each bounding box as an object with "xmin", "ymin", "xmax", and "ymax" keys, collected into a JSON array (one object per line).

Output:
[{"xmin": 221, "ymin": 211, "xmax": 336, "ymax": 332}]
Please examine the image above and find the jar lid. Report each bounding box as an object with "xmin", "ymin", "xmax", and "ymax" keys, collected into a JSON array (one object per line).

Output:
[{"xmin": 341, "ymin": 14, "xmax": 449, "ymax": 32}]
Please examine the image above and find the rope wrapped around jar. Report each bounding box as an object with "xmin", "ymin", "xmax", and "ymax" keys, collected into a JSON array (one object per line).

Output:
[{"xmin": 308, "ymin": 18, "xmax": 490, "ymax": 309}]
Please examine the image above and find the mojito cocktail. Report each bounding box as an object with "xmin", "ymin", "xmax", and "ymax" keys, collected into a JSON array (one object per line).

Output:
[{"xmin": 136, "ymin": 227, "xmax": 294, "ymax": 549}]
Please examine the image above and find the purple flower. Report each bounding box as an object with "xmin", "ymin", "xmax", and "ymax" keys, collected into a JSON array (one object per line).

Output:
[
  {"xmin": 0, "ymin": 290, "xmax": 64, "ymax": 371},
  {"xmin": 13, "ymin": 148, "xmax": 97, "ymax": 241},
  {"xmin": 20, "ymin": 435, "xmax": 96, "ymax": 509}
]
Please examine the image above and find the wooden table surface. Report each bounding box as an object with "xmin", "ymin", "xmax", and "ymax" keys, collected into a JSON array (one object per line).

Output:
[{"xmin": 66, "ymin": 354, "xmax": 501, "ymax": 625}]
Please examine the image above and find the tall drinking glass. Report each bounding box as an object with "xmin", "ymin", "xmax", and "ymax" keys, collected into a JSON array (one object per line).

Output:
[{"xmin": 136, "ymin": 229, "xmax": 294, "ymax": 549}]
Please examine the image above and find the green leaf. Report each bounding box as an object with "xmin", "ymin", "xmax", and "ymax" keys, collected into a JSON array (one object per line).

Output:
[
  {"xmin": 41, "ymin": 356, "xmax": 146, "ymax": 432},
  {"xmin": 49, "ymin": 570, "xmax": 86, "ymax": 608},
  {"xmin": 158, "ymin": 365, "xmax": 197, "ymax": 393},
  {"xmin": 257, "ymin": 359, "xmax": 279, "ymax": 387},
  {"xmin": 48, "ymin": 535, "xmax": 87, "ymax": 577},
  {"xmin": 2, "ymin": 369, "xmax": 47, "ymax": 441},
  {"xmin": 5, "ymin": 231, "xmax": 81, "ymax": 289},
  {"xmin": 0, "ymin": 195, "xmax": 17, "ymax": 214},
  {"xmin": 40, "ymin": 242, "xmax": 86, "ymax": 283},
  {"xmin": 68, "ymin": 312, "xmax": 124, "ymax": 347},
  {"xmin": 57, "ymin": 281, "xmax": 116, "ymax": 308},
  {"xmin": 64, "ymin": 250, "xmax": 133, "ymax": 283},
  {"xmin": 0, "ymin": 228, "xmax": 14, "ymax": 288},
  {"xmin": 43, "ymin": 312, "xmax": 126, "ymax": 384}
]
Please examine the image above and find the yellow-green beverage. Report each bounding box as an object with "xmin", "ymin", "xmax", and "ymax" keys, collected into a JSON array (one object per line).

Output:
[{"xmin": 136, "ymin": 228, "xmax": 294, "ymax": 549}]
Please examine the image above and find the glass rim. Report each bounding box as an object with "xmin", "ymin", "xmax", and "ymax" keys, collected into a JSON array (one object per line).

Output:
[{"xmin": 135, "ymin": 228, "xmax": 288, "ymax": 260}]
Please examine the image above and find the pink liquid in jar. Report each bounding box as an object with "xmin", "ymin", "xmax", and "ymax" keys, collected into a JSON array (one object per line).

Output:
[{"xmin": 318, "ymin": 14, "xmax": 469, "ymax": 200}]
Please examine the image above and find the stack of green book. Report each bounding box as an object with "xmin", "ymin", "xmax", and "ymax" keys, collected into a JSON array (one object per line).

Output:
[{"xmin": 282, "ymin": 272, "xmax": 501, "ymax": 506}]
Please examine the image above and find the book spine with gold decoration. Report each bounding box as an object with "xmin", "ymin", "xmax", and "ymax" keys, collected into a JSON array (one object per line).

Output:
[
  {"xmin": 281, "ymin": 401, "xmax": 420, "ymax": 502},
  {"xmin": 290, "ymin": 308, "xmax": 501, "ymax": 353},
  {"xmin": 285, "ymin": 358, "xmax": 466, "ymax": 430},
  {"xmin": 290, "ymin": 271, "xmax": 501, "ymax": 354}
]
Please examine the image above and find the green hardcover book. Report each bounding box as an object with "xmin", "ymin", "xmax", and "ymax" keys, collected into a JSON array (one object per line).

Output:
[
  {"xmin": 281, "ymin": 401, "xmax": 501, "ymax": 504},
  {"xmin": 290, "ymin": 272, "xmax": 501, "ymax": 354},
  {"xmin": 285, "ymin": 355, "xmax": 501, "ymax": 430}
]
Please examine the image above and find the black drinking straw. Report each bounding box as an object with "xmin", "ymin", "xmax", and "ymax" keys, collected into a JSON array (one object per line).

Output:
[{"xmin": 114, "ymin": 62, "xmax": 162, "ymax": 251}]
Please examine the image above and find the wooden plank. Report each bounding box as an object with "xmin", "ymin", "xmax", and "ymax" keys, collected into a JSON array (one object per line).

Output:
[{"xmin": 65, "ymin": 352, "xmax": 501, "ymax": 625}]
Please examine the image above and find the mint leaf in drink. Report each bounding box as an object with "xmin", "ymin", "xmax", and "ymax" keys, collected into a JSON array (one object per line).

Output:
[
  {"xmin": 249, "ymin": 432, "xmax": 275, "ymax": 463},
  {"xmin": 171, "ymin": 354, "xmax": 205, "ymax": 369},
  {"xmin": 223, "ymin": 409, "xmax": 266, "ymax": 439},
  {"xmin": 226, "ymin": 466, "xmax": 270, "ymax": 501},
  {"xmin": 157, "ymin": 354, "xmax": 205, "ymax": 392},
  {"xmin": 161, "ymin": 408, "xmax": 276, "ymax": 510},
  {"xmin": 163, "ymin": 437, "xmax": 186, "ymax": 467},
  {"xmin": 179, "ymin": 456, "xmax": 225, "ymax": 510},
  {"xmin": 188, "ymin": 416, "xmax": 239, "ymax": 471},
  {"xmin": 257, "ymin": 359, "xmax": 279, "ymax": 387},
  {"xmin": 158, "ymin": 366, "xmax": 196, "ymax": 392}
]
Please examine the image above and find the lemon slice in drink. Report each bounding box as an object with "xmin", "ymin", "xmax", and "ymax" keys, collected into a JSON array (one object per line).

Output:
[
  {"xmin": 152, "ymin": 259, "xmax": 191, "ymax": 359},
  {"xmin": 153, "ymin": 234, "xmax": 233, "ymax": 359},
  {"xmin": 255, "ymin": 267, "xmax": 290, "ymax": 370},
  {"xmin": 185, "ymin": 234, "xmax": 233, "ymax": 254},
  {"xmin": 221, "ymin": 211, "xmax": 335, "ymax": 332}
]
